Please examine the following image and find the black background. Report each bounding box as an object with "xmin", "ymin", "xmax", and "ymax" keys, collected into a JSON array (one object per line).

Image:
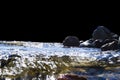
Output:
[{"xmin": 1, "ymin": 3, "xmax": 120, "ymax": 42}]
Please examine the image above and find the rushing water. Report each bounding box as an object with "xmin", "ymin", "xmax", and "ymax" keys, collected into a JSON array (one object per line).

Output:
[{"xmin": 0, "ymin": 41, "xmax": 120, "ymax": 80}]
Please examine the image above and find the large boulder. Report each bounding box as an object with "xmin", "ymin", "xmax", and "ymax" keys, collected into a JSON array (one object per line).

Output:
[
  {"xmin": 91, "ymin": 26, "xmax": 119, "ymax": 50},
  {"xmin": 92, "ymin": 26, "xmax": 119, "ymax": 40},
  {"xmin": 92, "ymin": 26, "xmax": 111, "ymax": 40},
  {"xmin": 63, "ymin": 36, "xmax": 80, "ymax": 47}
]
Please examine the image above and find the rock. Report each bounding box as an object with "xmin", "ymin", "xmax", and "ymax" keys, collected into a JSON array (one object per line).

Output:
[
  {"xmin": 103, "ymin": 39, "xmax": 116, "ymax": 44},
  {"xmin": 62, "ymin": 26, "xmax": 120, "ymax": 51},
  {"xmin": 80, "ymin": 39, "xmax": 103, "ymax": 48},
  {"xmin": 109, "ymin": 56, "xmax": 120, "ymax": 64},
  {"xmin": 110, "ymin": 32, "xmax": 119, "ymax": 39},
  {"xmin": 0, "ymin": 58, "xmax": 17, "ymax": 68},
  {"xmin": 101, "ymin": 40, "xmax": 119, "ymax": 51},
  {"xmin": 118, "ymin": 36, "xmax": 120, "ymax": 45},
  {"xmin": 92, "ymin": 26, "xmax": 111, "ymax": 40},
  {"xmin": 63, "ymin": 36, "xmax": 80, "ymax": 47},
  {"xmin": 93, "ymin": 39, "xmax": 103, "ymax": 48},
  {"xmin": 91, "ymin": 26, "xmax": 119, "ymax": 50},
  {"xmin": 80, "ymin": 39, "xmax": 94, "ymax": 47},
  {"xmin": 0, "ymin": 59, "xmax": 7, "ymax": 68}
]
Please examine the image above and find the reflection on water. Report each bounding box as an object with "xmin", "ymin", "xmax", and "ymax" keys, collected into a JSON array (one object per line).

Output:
[{"xmin": 0, "ymin": 42, "xmax": 120, "ymax": 80}]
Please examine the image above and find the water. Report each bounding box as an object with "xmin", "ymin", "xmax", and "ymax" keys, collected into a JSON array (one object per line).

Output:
[{"xmin": 0, "ymin": 41, "xmax": 120, "ymax": 80}]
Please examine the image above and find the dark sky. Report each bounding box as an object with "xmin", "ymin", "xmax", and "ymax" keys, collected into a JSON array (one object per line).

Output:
[{"xmin": 1, "ymin": 5, "xmax": 120, "ymax": 42}]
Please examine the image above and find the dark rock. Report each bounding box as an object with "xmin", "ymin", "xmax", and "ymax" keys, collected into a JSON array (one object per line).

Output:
[
  {"xmin": 98, "ymin": 57, "xmax": 109, "ymax": 62},
  {"xmin": 91, "ymin": 26, "xmax": 120, "ymax": 50},
  {"xmin": 0, "ymin": 59, "xmax": 7, "ymax": 68},
  {"xmin": 101, "ymin": 40, "xmax": 119, "ymax": 51},
  {"xmin": 79, "ymin": 40, "xmax": 84, "ymax": 43},
  {"xmin": 109, "ymin": 56, "xmax": 120, "ymax": 63},
  {"xmin": 110, "ymin": 32, "xmax": 119, "ymax": 39},
  {"xmin": 7, "ymin": 58, "xmax": 16, "ymax": 64},
  {"xmin": 103, "ymin": 39, "xmax": 116, "ymax": 44},
  {"xmin": 0, "ymin": 58, "xmax": 16, "ymax": 68},
  {"xmin": 63, "ymin": 36, "xmax": 80, "ymax": 47},
  {"xmin": 92, "ymin": 26, "xmax": 111, "ymax": 40},
  {"xmin": 93, "ymin": 39, "xmax": 103, "ymax": 48},
  {"xmin": 63, "ymin": 26, "xmax": 120, "ymax": 51}
]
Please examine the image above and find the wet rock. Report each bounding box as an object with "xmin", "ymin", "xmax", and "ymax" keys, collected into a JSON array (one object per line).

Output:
[
  {"xmin": 63, "ymin": 26, "xmax": 120, "ymax": 51},
  {"xmin": 79, "ymin": 40, "xmax": 84, "ymax": 44},
  {"xmin": 80, "ymin": 39, "xmax": 94, "ymax": 47},
  {"xmin": 91, "ymin": 26, "xmax": 119, "ymax": 50},
  {"xmin": 80, "ymin": 39, "xmax": 104, "ymax": 48},
  {"xmin": 0, "ymin": 59, "xmax": 7, "ymax": 68},
  {"xmin": 0, "ymin": 58, "xmax": 17, "ymax": 68},
  {"xmin": 98, "ymin": 57, "xmax": 109, "ymax": 63},
  {"xmin": 63, "ymin": 36, "xmax": 80, "ymax": 47},
  {"xmin": 93, "ymin": 39, "xmax": 103, "ymax": 48},
  {"xmin": 109, "ymin": 56, "xmax": 120, "ymax": 64},
  {"xmin": 103, "ymin": 39, "xmax": 117, "ymax": 44},
  {"xmin": 80, "ymin": 26, "xmax": 119, "ymax": 49},
  {"xmin": 101, "ymin": 40, "xmax": 119, "ymax": 51}
]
